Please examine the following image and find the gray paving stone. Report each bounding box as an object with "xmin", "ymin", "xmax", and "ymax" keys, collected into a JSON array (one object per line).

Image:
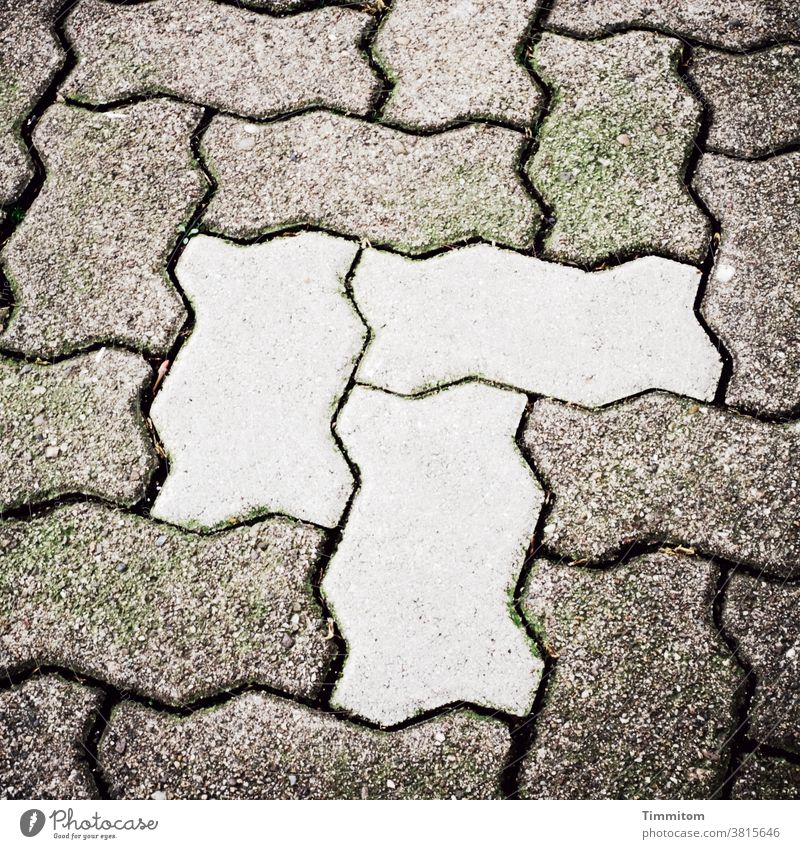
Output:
[
  {"xmin": 324, "ymin": 383, "xmax": 543, "ymax": 727},
  {"xmin": 63, "ymin": 0, "xmax": 379, "ymax": 119},
  {"xmin": 100, "ymin": 692, "xmax": 509, "ymax": 799},
  {"xmin": 520, "ymin": 553, "xmax": 741, "ymax": 799},
  {"xmin": 693, "ymin": 153, "xmax": 800, "ymax": 416},
  {"xmin": 523, "ymin": 393, "xmax": 800, "ymax": 576},
  {"xmin": 201, "ymin": 110, "xmax": 539, "ymax": 253},
  {"xmin": 689, "ymin": 46, "xmax": 800, "ymax": 159},
  {"xmin": 373, "ymin": 0, "xmax": 543, "ymax": 130},
  {"xmin": 0, "ymin": 348, "xmax": 156, "ymax": 511},
  {"xmin": 545, "ymin": 1, "xmax": 800, "ymax": 51},
  {"xmin": 151, "ymin": 233, "xmax": 362, "ymax": 530},
  {"xmin": 731, "ymin": 754, "xmax": 800, "ymax": 800},
  {"xmin": 723, "ymin": 575, "xmax": 800, "ymax": 754},
  {"xmin": 0, "ymin": 502, "xmax": 333, "ymax": 704},
  {"xmin": 353, "ymin": 248, "xmax": 721, "ymax": 404},
  {"xmin": 0, "ymin": 674, "xmax": 101, "ymax": 800},
  {"xmin": 526, "ymin": 31, "xmax": 709, "ymax": 266},
  {"xmin": 0, "ymin": 0, "xmax": 63, "ymax": 205},
  {"xmin": 1, "ymin": 99, "xmax": 206, "ymax": 358}
]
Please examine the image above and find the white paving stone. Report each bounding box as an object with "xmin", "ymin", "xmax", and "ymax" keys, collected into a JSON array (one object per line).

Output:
[
  {"xmin": 353, "ymin": 247, "xmax": 721, "ymax": 404},
  {"xmin": 151, "ymin": 233, "xmax": 363, "ymax": 530},
  {"xmin": 323, "ymin": 382, "xmax": 543, "ymax": 727}
]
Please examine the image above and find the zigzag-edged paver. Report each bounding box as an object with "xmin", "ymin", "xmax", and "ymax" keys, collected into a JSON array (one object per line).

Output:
[{"xmin": 731, "ymin": 755, "xmax": 800, "ymax": 800}]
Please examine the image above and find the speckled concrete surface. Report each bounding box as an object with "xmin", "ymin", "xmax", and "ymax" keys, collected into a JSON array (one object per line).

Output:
[{"xmin": 731, "ymin": 754, "xmax": 800, "ymax": 800}]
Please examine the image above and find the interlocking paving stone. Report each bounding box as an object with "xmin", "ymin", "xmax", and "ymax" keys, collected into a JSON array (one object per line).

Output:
[
  {"xmin": 151, "ymin": 233, "xmax": 362, "ymax": 530},
  {"xmin": 520, "ymin": 553, "xmax": 741, "ymax": 799},
  {"xmin": 0, "ymin": 503, "xmax": 332, "ymax": 704},
  {"xmin": 0, "ymin": 99, "xmax": 206, "ymax": 358},
  {"xmin": 63, "ymin": 0, "xmax": 379, "ymax": 119},
  {"xmin": 545, "ymin": 1, "xmax": 800, "ymax": 51},
  {"xmin": 723, "ymin": 575, "xmax": 800, "ymax": 754},
  {"xmin": 0, "ymin": 0, "xmax": 63, "ymax": 205},
  {"xmin": 373, "ymin": 0, "xmax": 543, "ymax": 130},
  {"xmin": 201, "ymin": 111, "xmax": 539, "ymax": 253},
  {"xmin": 523, "ymin": 393, "xmax": 800, "ymax": 576},
  {"xmin": 353, "ymin": 248, "xmax": 721, "ymax": 404},
  {"xmin": 100, "ymin": 692, "xmax": 509, "ymax": 799},
  {"xmin": 731, "ymin": 754, "xmax": 800, "ymax": 800},
  {"xmin": 526, "ymin": 31, "xmax": 709, "ymax": 266},
  {"xmin": 693, "ymin": 153, "xmax": 800, "ymax": 416},
  {"xmin": 324, "ymin": 383, "xmax": 543, "ymax": 727},
  {"xmin": 0, "ymin": 674, "xmax": 101, "ymax": 800},
  {"xmin": 689, "ymin": 46, "xmax": 800, "ymax": 159},
  {"xmin": 0, "ymin": 348, "xmax": 156, "ymax": 511}
]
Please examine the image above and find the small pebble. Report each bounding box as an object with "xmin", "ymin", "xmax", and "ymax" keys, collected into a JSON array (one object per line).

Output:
[
  {"xmin": 281, "ymin": 634, "xmax": 295, "ymax": 649},
  {"xmin": 616, "ymin": 133, "xmax": 631, "ymax": 146}
]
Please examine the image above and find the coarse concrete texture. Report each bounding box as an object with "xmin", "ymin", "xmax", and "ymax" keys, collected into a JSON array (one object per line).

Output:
[
  {"xmin": 353, "ymin": 247, "xmax": 721, "ymax": 404},
  {"xmin": 731, "ymin": 754, "xmax": 800, "ymax": 800},
  {"xmin": 520, "ymin": 553, "xmax": 741, "ymax": 799},
  {"xmin": 545, "ymin": 1, "xmax": 800, "ymax": 51},
  {"xmin": 0, "ymin": 0, "xmax": 63, "ymax": 205},
  {"xmin": 693, "ymin": 153, "xmax": 800, "ymax": 416},
  {"xmin": 523, "ymin": 393, "xmax": 800, "ymax": 576},
  {"xmin": 324, "ymin": 383, "xmax": 543, "ymax": 727},
  {"xmin": 151, "ymin": 233, "xmax": 362, "ymax": 530},
  {"xmin": 723, "ymin": 575, "xmax": 800, "ymax": 754},
  {"xmin": 0, "ymin": 503, "xmax": 333, "ymax": 704},
  {"xmin": 201, "ymin": 110, "xmax": 539, "ymax": 253},
  {"xmin": 0, "ymin": 348, "xmax": 156, "ymax": 511},
  {"xmin": 527, "ymin": 31, "xmax": 709, "ymax": 267},
  {"xmin": 688, "ymin": 46, "xmax": 800, "ymax": 159},
  {"xmin": 0, "ymin": 99, "xmax": 206, "ymax": 358},
  {"xmin": 63, "ymin": 0, "xmax": 380, "ymax": 119},
  {"xmin": 0, "ymin": 674, "xmax": 102, "ymax": 800},
  {"xmin": 373, "ymin": 0, "xmax": 543, "ymax": 130},
  {"xmin": 100, "ymin": 692, "xmax": 510, "ymax": 799}
]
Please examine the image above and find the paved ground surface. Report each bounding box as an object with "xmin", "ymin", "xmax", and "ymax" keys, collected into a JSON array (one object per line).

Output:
[{"xmin": 0, "ymin": 0, "xmax": 798, "ymax": 801}]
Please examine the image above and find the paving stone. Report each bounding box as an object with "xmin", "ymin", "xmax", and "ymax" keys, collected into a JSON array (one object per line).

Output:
[
  {"xmin": 0, "ymin": 99, "xmax": 206, "ymax": 358},
  {"xmin": 526, "ymin": 31, "xmax": 709, "ymax": 266},
  {"xmin": 693, "ymin": 153, "xmax": 800, "ymax": 416},
  {"xmin": 520, "ymin": 553, "xmax": 741, "ymax": 799},
  {"xmin": 151, "ymin": 233, "xmax": 362, "ymax": 530},
  {"xmin": 545, "ymin": 1, "xmax": 800, "ymax": 51},
  {"xmin": 723, "ymin": 575, "xmax": 800, "ymax": 754},
  {"xmin": 0, "ymin": 502, "xmax": 332, "ymax": 704},
  {"xmin": 0, "ymin": 348, "xmax": 156, "ymax": 511},
  {"xmin": 731, "ymin": 754, "xmax": 800, "ymax": 800},
  {"xmin": 100, "ymin": 691, "xmax": 509, "ymax": 799},
  {"xmin": 0, "ymin": 0, "xmax": 63, "ymax": 205},
  {"xmin": 373, "ymin": 0, "xmax": 543, "ymax": 130},
  {"xmin": 324, "ymin": 383, "xmax": 543, "ymax": 727},
  {"xmin": 63, "ymin": 0, "xmax": 379, "ymax": 119},
  {"xmin": 689, "ymin": 46, "xmax": 800, "ymax": 159},
  {"xmin": 0, "ymin": 674, "xmax": 101, "ymax": 800},
  {"xmin": 353, "ymin": 247, "xmax": 721, "ymax": 404},
  {"xmin": 202, "ymin": 110, "xmax": 539, "ymax": 253},
  {"xmin": 523, "ymin": 393, "xmax": 800, "ymax": 576}
]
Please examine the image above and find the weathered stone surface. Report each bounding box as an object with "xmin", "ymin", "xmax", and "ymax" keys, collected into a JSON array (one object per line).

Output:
[
  {"xmin": 151, "ymin": 233, "xmax": 362, "ymax": 530},
  {"xmin": 523, "ymin": 393, "xmax": 800, "ymax": 576},
  {"xmin": 1, "ymin": 100, "xmax": 206, "ymax": 358},
  {"xmin": 546, "ymin": 1, "xmax": 800, "ymax": 51},
  {"xmin": 723, "ymin": 575, "xmax": 800, "ymax": 754},
  {"xmin": 63, "ymin": 0, "xmax": 379, "ymax": 118},
  {"xmin": 0, "ymin": 0, "xmax": 63, "ymax": 205},
  {"xmin": 0, "ymin": 503, "xmax": 333, "ymax": 704},
  {"xmin": 689, "ymin": 46, "xmax": 800, "ymax": 159},
  {"xmin": 324, "ymin": 383, "xmax": 542, "ymax": 727},
  {"xmin": 100, "ymin": 692, "xmax": 509, "ymax": 799},
  {"xmin": 731, "ymin": 754, "xmax": 800, "ymax": 800},
  {"xmin": 373, "ymin": 0, "xmax": 543, "ymax": 130},
  {"xmin": 693, "ymin": 153, "xmax": 800, "ymax": 416},
  {"xmin": 353, "ymin": 248, "xmax": 721, "ymax": 404},
  {"xmin": 202, "ymin": 110, "xmax": 539, "ymax": 253},
  {"xmin": 0, "ymin": 674, "xmax": 101, "ymax": 800},
  {"xmin": 527, "ymin": 31, "xmax": 709, "ymax": 266},
  {"xmin": 520, "ymin": 553, "xmax": 741, "ymax": 799}
]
